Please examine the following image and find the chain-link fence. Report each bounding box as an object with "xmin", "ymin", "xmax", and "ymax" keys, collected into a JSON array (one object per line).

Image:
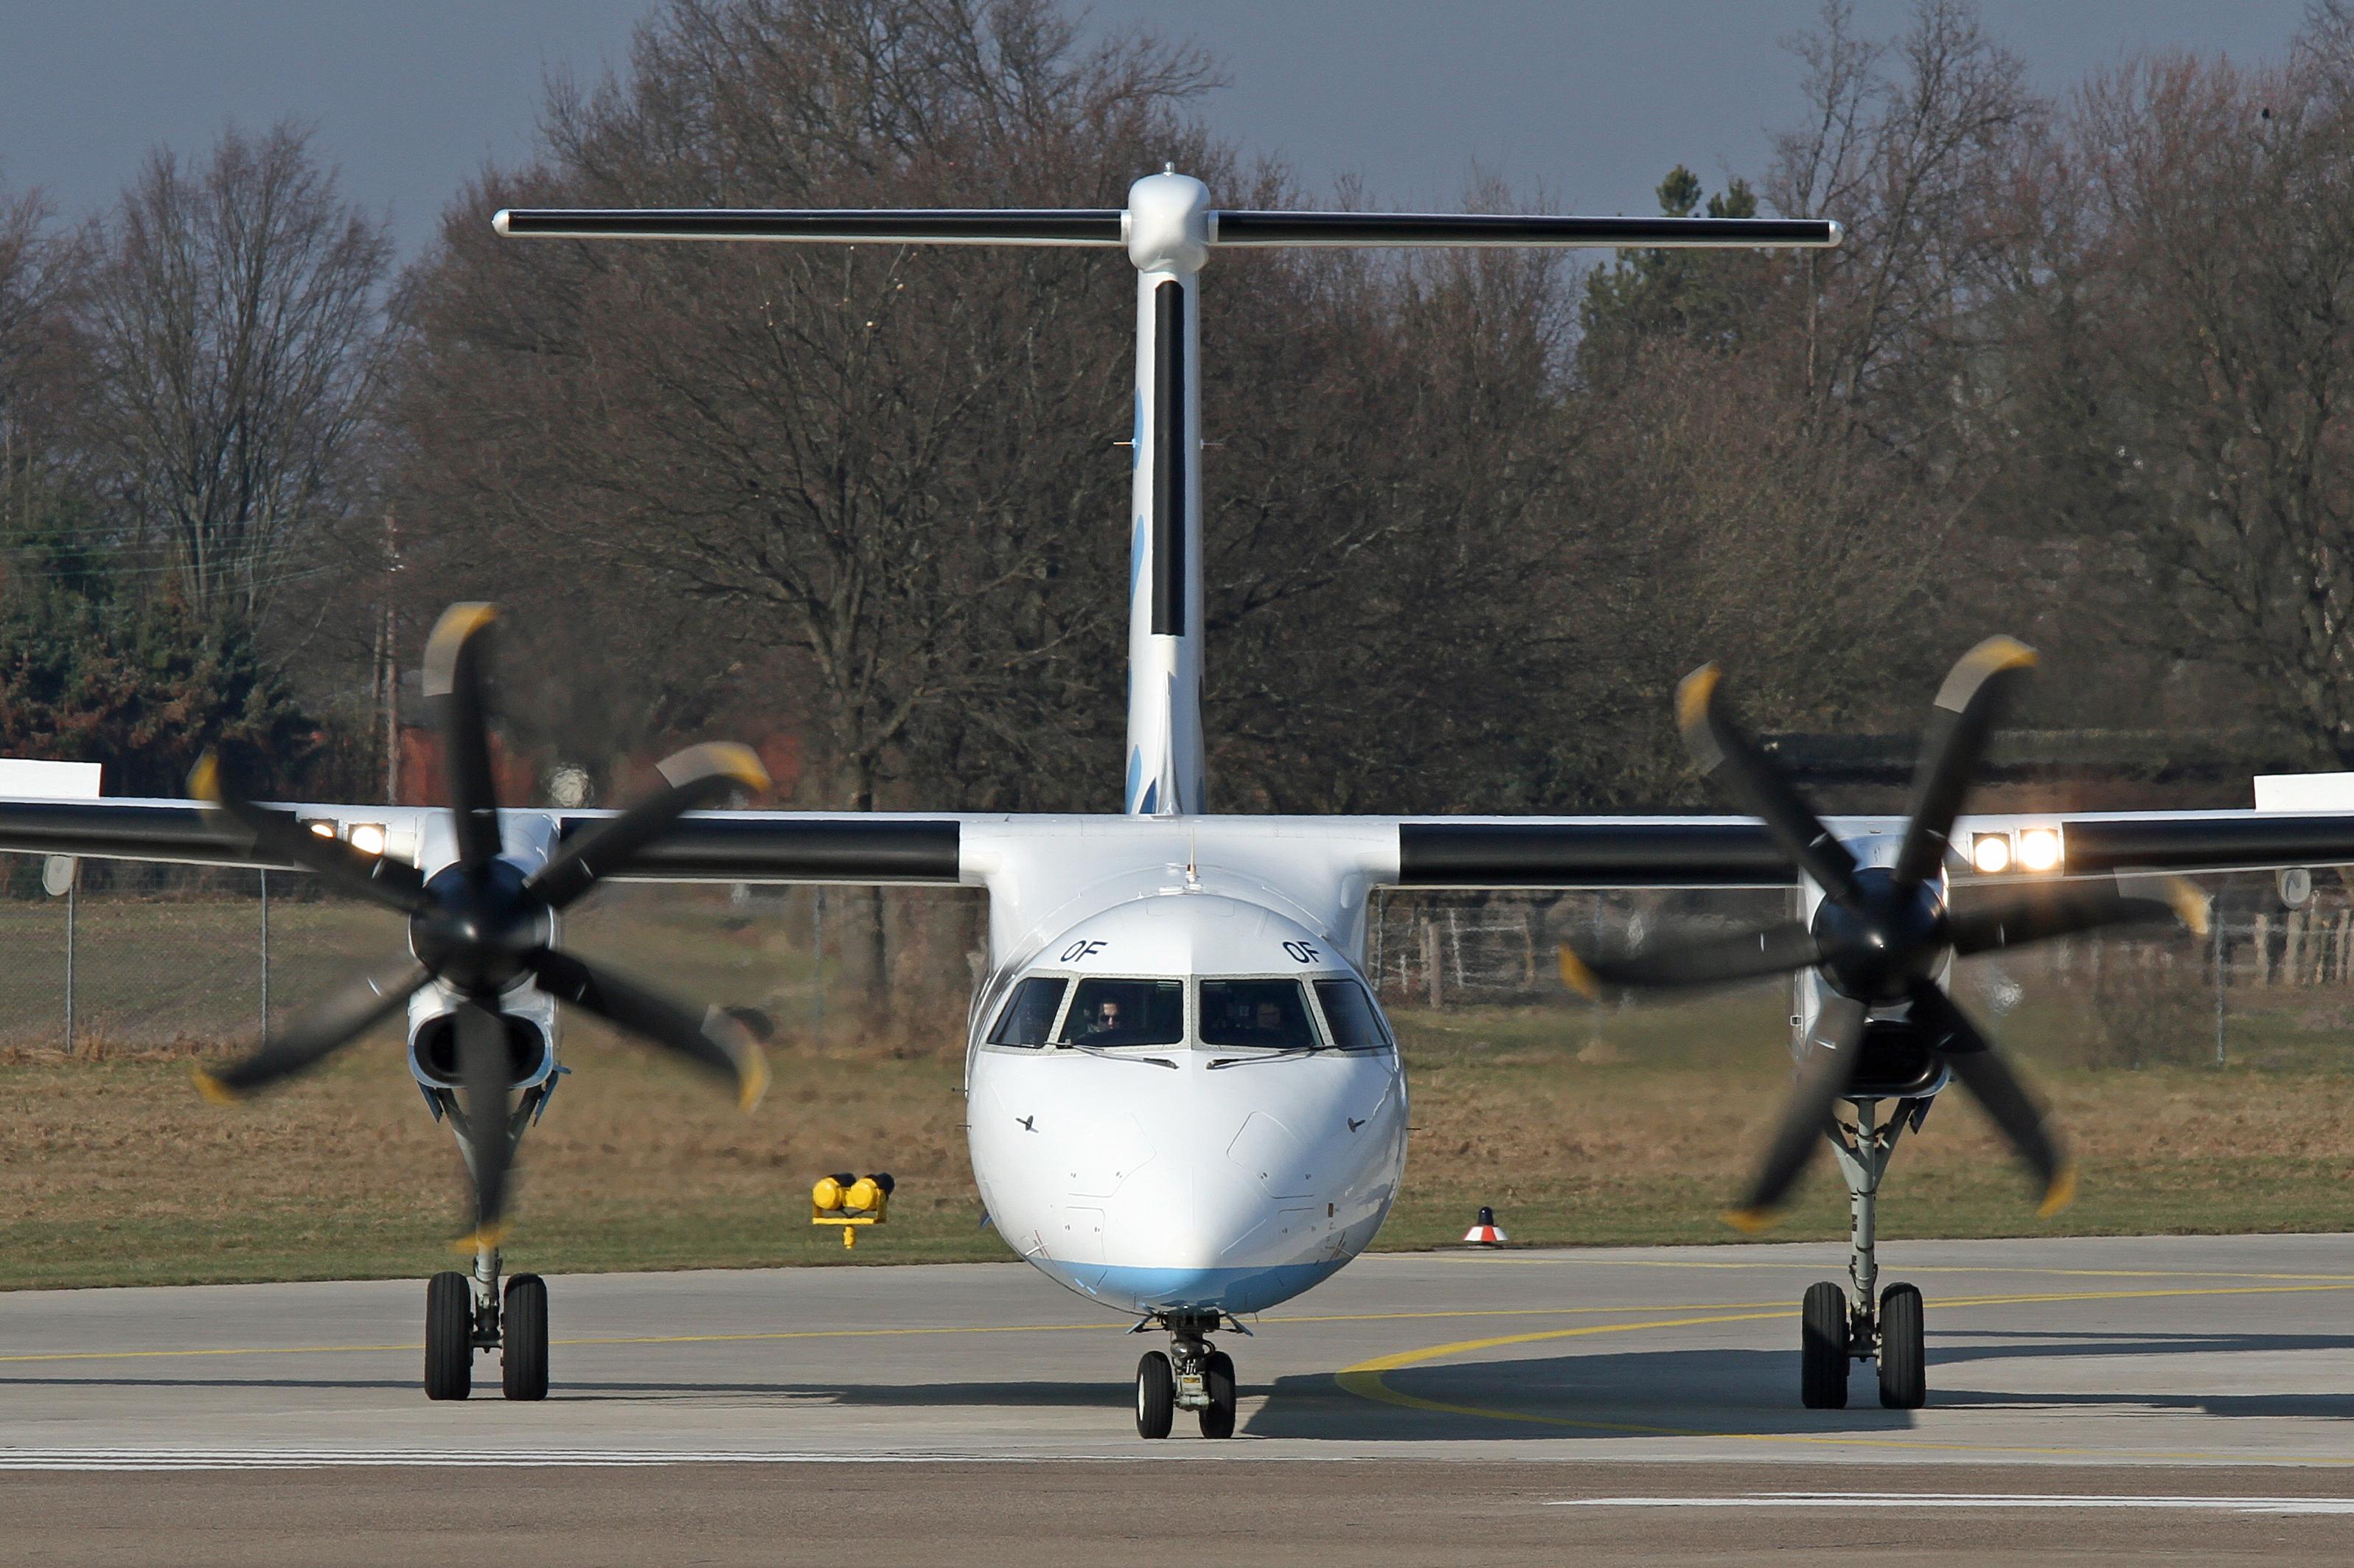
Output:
[
  {"xmin": 0, "ymin": 866, "xmax": 857, "ymax": 1055},
  {"xmin": 1368, "ymin": 880, "xmax": 2354, "ymax": 1070}
]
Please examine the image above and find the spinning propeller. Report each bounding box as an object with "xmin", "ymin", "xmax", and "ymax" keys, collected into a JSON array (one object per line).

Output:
[
  {"xmin": 190, "ymin": 603, "xmax": 772, "ymax": 1249},
  {"xmin": 1560, "ymin": 638, "xmax": 2208, "ymax": 1231}
]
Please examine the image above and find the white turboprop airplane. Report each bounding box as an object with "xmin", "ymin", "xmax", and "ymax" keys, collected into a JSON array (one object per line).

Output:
[{"xmin": 5, "ymin": 173, "xmax": 2350, "ymax": 1434}]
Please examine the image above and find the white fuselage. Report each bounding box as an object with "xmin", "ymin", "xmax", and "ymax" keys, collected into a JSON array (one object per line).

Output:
[{"xmin": 958, "ymin": 829, "xmax": 1410, "ymax": 1317}]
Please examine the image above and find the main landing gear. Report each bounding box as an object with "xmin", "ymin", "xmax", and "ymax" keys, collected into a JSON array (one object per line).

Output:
[
  {"xmin": 1134, "ymin": 1310, "xmax": 1241, "ymax": 1439},
  {"xmin": 1799, "ymin": 1094, "xmax": 1930, "ymax": 1410}
]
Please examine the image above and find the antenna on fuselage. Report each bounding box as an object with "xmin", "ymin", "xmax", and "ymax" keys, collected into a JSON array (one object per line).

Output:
[{"xmin": 494, "ymin": 188, "xmax": 1839, "ymax": 818}]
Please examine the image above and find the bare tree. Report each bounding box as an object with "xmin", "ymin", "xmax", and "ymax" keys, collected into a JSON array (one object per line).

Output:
[
  {"xmin": 79, "ymin": 122, "xmax": 391, "ymax": 622},
  {"xmin": 0, "ymin": 183, "xmax": 75, "ymax": 537}
]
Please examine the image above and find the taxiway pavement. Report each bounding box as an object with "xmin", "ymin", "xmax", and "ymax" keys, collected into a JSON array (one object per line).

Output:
[{"xmin": 8, "ymin": 1232, "xmax": 2354, "ymax": 1561}]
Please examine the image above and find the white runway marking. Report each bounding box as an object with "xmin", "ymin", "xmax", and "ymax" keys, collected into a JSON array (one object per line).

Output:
[
  {"xmin": 1549, "ymin": 1493, "xmax": 2354, "ymax": 1516},
  {"xmin": 0, "ymin": 1448, "xmax": 1148, "ymax": 1471}
]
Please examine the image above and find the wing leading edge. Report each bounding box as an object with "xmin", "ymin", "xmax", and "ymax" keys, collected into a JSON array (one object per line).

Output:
[{"xmin": 1387, "ymin": 810, "xmax": 2354, "ymax": 889}]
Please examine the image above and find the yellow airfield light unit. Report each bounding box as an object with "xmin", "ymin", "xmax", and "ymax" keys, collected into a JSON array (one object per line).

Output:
[{"xmin": 812, "ymin": 1171, "xmax": 895, "ymax": 1250}]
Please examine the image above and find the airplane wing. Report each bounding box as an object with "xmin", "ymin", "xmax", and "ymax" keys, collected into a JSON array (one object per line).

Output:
[
  {"xmin": 0, "ymin": 798, "xmax": 971, "ymax": 885},
  {"xmin": 1382, "ymin": 809, "xmax": 2354, "ymax": 889}
]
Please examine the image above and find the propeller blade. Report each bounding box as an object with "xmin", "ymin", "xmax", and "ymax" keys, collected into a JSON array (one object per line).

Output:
[
  {"xmin": 422, "ymin": 603, "xmax": 504, "ymax": 874},
  {"xmin": 1724, "ymin": 992, "xmax": 1868, "ymax": 1230},
  {"xmin": 189, "ymin": 755, "xmax": 428, "ymax": 916},
  {"xmin": 1948, "ymin": 876, "xmax": 2209, "ymax": 956},
  {"xmin": 1560, "ymin": 920, "xmax": 1822, "ymax": 999},
  {"xmin": 192, "ymin": 960, "xmax": 434, "ymax": 1101},
  {"xmin": 1890, "ymin": 637, "xmax": 2038, "ymax": 888},
  {"xmin": 1906, "ymin": 981, "xmax": 2073, "ymax": 1216},
  {"xmin": 525, "ymin": 742, "xmax": 772, "ymax": 911},
  {"xmin": 1677, "ymin": 665, "xmax": 1863, "ymax": 905},
  {"xmin": 523, "ymin": 947, "xmax": 769, "ymax": 1109},
  {"xmin": 453, "ymin": 998, "xmax": 516, "ymax": 1250}
]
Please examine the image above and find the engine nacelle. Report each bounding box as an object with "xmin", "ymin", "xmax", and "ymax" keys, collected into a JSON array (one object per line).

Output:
[{"xmin": 406, "ymin": 984, "xmax": 559, "ymax": 1093}]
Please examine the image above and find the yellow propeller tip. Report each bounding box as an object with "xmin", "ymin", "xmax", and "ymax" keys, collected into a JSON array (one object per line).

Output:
[
  {"xmin": 433, "ymin": 602, "xmax": 499, "ymax": 640},
  {"xmin": 2037, "ymin": 1165, "xmax": 2078, "ymax": 1219},
  {"xmin": 189, "ymin": 1065, "xmax": 240, "ymax": 1106},
  {"xmin": 1970, "ymin": 634, "xmax": 2038, "ymax": 673},
  {"xmin": 451, "ymin": 1224, "xmax": 509, "ymax": 1255},
  {"xmin": 2165, "ymin": 877, "xmax": 2212, "ymax": 938},
  {"xmin": 1556, "ymin": 944, "xmax": 1601, "ymax": 1000},
  {"xmin": 1674, "ymin": 663, "xmax": 1721, "ymax": 734},
  {"xmin": 422, "ymin": 603, "xmax": 499, "ymax": 697},
  {"xmin": 661, "ymin": 741, "xmax": 773, "ymax": 796},
  {"xmin": 737, "ymin": 1053, "xmax": 771, "ymax": 1114},
  {"xmin": 188, "ymin": 753, "xmax": 222, "ymax": 805},
  {"xmin": 1720, "ymin": 1207, "xmax": 1781, "ymax": 1236}
]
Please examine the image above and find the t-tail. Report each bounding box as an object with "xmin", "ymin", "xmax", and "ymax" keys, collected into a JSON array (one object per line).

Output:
[{"xmin": 495, "ymin": 178, "xmax": 1839, "ymax": 817}]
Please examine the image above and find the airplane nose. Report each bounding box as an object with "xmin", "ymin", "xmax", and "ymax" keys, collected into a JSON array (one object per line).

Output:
[{"xmin": 1083, "ymin": 1063, "xmax": 1376, "ymax": 1315}]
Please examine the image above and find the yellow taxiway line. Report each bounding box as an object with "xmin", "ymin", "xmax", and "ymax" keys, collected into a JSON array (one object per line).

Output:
[{"xmin": 1335, "ymin": 1278, "xmax": 2354, "ymax": 1464}]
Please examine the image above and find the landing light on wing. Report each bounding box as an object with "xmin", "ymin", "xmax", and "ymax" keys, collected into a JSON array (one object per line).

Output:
[
  {"xmin": 2017, "ymin": 826, "xmax": 2063, "ymax": 873},
  {"xmin": 348, "ymin": 822, "xmax": 387, "ymax": 857},
  {"xmin": 1971, "ymin": 832, "xmax": 2012, "ymax": 875}
]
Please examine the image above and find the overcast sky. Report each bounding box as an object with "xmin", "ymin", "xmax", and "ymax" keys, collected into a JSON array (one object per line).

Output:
[{"xmin": 0, "ymin": 0, "xmax": 2318, "ymax": 259}]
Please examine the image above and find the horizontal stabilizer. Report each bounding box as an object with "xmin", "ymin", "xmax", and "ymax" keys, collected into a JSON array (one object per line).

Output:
[
  {"xmin": 1211, "ymin": 212, "xmax": 1839, "ymax": 248},
  {"xmin": 495, "ymin": 207, "xmax": 1839, "ymax": 251},
  {"xmin": 493, "ymin": 208, "xmax": 1125, "ymax": 244}
]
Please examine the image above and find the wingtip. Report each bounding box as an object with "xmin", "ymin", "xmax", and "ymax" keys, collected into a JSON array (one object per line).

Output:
[
  {"xmin": 1720, "ymin": 1207, "xmax": 1781, "ymax": 1236},
  {"xmin": 1556, "ymin": 944, "xmax": 1601, "ymax": 1000},
  {"xmin": 189, "ymin": 1064, "xmax": 241, "ymax": 1106},
  {"xmin": 492, "ymin": 209, "xmax": 512, "ymax": 238},
  {"xmin": 2036, "ymin": 1163, "xmax": 2078, "ymax": 1219}
]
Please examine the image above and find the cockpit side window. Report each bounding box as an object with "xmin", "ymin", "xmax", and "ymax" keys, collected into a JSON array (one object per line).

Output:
[
  {"xmin": 1055, "ymin": 978, "xmax": 1185, "ymax": 1047},
  {"xmin": 1199, "ymin": 978, "xmax": 1320, "ymax": 1050},
  {"xmin": 986, "ymin": 976, "xmax": 1068, "ymax": 1048},
  {"xmin": 1312, "ymin": 978, "xmax": 1392, "ymax": 1053}
]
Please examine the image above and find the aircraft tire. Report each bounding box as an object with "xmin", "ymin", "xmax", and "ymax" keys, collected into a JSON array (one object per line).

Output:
[
  {"xmin": 425, "ymin": 1271, "xmax": 473, "ymax": 1401},
  {"xmin": 1800, "ymin": 1280, "xmax": 1849, "ymax": 1410},
  {"xmin": 1198, "ymin": 1350, "xmax": 1237, "ymax": 1439},
  {"xmin": 1878, "ymin": 1283, "xmax": 1926, "ymax": 1410},
  {"xmin": 1135, "ymin": 1351, "xmax": 1174, "ymax": 1439},
  {"xmin": 502, "ymin": 1274, "xmax": 549, "ymax": 1401}
]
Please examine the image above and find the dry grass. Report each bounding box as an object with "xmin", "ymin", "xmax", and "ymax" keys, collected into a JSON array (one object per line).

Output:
[{"xmin": 7, "ymin": 961, "xmax": 2354, "ymax": 1288}]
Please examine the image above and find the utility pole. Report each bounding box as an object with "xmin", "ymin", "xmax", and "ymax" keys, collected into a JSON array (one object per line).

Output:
[{"xmin": 382, "ymin": 505, "xmax": 401, "ymax": 805}]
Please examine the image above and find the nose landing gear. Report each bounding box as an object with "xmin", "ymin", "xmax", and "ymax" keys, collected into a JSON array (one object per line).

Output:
[
  {"xmin": 1800, "ymin": 1095, "xmax": 1932, "ymax": 1410},
  {"xmin": 1132, "ymin": 1310, "xmax": 1241, "ymax": 1438}
]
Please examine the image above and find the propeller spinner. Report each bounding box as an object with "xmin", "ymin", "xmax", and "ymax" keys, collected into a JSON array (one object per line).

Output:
[
  {"xmin": 1561, "ymin": 638, "xmax": 2209, "ymax": 1231},
  {"xmin": 189, "ymin": 602, "xmax": 772, "ymax": 1249}
]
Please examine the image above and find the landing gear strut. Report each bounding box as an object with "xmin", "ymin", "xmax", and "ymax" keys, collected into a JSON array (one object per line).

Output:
[
  {"xmin": 1800, "ymin": 1094, "xmax": 1931, "ymax": 1410},
  {"xmin": 1132, "ymin": 1310, "xmax": 1242, "ymax": 1439}
]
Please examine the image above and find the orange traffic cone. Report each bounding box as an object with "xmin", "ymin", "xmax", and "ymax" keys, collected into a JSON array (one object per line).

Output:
[{"xmin": 1462, "ymin": 1205, "xmax": 1508, "ymax": 1245}]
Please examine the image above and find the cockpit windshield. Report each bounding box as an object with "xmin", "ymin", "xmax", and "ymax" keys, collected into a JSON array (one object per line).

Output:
[
  {"xmin": 1199, "ymin": 978, "xmax": 1318, "ymax": 1050},
  {"xmin": 1056, "ymin": 978, "xmax": 1185, "ymax": 1048}
]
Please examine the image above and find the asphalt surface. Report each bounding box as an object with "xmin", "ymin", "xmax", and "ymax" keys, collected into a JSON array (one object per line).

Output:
[{"xmin": 9, "ymin": 1233, "xmax": 2354, "ymax": 1562}]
